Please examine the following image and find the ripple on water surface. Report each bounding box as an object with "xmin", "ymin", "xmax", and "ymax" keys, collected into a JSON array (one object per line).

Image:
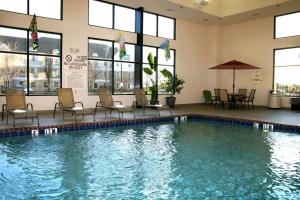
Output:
[{"xmin": 0, "ymin": 121, "xmax": 299, "ymax": 199}]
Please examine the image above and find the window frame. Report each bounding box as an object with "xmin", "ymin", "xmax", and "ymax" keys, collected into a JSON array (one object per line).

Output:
[
  {"xmin": 88, "ymin": 37, "xmax": 138, "ymax": 95},
  {"xmin": 0, "ymin": 0, "xmax": 63, "ymax": 20},
  {"xmin": 142, "ymin": 44, "xmax": 176, "ymax": 95},
  {"xmin": 0, "ymin": 25, "xmax": 63, "ymax": 96},
  {"xmin": 143, "ymin": 11, "xmax": 176, "ymax": 40},
  {"xmin": 274, "ymin": 11, "xmax": 300, "ymax": 39},
  {"xmin": 273, "ymin": 45, "xmax": 300, "ymax": 97}
]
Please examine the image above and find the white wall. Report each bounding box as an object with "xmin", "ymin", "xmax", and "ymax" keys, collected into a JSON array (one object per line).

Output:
[{"xmin": 0, "ymin": 0, "xmax": 210, "ymax": 110}]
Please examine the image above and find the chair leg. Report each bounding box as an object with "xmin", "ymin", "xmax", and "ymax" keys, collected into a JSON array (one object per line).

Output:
[
  {"xmin": 74, "ymin": 112, "xmax": 77, "ymax": 123},
  {"xmin": 53, "ymin": 103, "xmax": 58, "ymax": 118},
  {"xmin": 62, "ymin": 110, "xmax": 65, "ymax": 119},
  {"xmin": 1, "ymin": 104, "xmax": 5, "ymax": 121},
  {"xmin": 132, "ymin": 110, "xmax": 136, "ymax": 119},
  {"xmin": 118, "ymin": 110, "xmax": 120, "ymax": 119},
  {"xmin": 13, "ymin": 113, "xmax": 15, "ymax": 127},
  {"xmin": 36, "ymin": 113, "xmax": 40, "ymax": 126}
]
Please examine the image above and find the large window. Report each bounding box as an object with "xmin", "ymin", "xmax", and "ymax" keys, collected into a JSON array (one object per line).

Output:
[
  {"xmin": 143, "ymin": 46, "xmax": 175, "ymax": 94},
  {"xmin": 114, "ymin": 6, "xmax": 136, "ymax": 32},
  {"xmin": 0, "ymin": 0, "xmax": 62, "ymax": 20},
  {"xmin": 0, "ymin": 27, "xmax": 62, "ymax": 95},
  {"xmin": 89, "ymin": 0, "xmax": 113, "ymax": 28},
  {"xmin": 88, "ymin": 38, "xmax": 136, "ymax": 95},
  {"xmin": 275, "ymin": 12, "xmax": 300, "ymax": 38},
  {"xmin": 88, "ymin": 1, "xmax": 176, "ymax": 38},
  {"xmin": 143, "ymin": 12, "xmax": 176, "ymax": 40},
  {"xmin": 274, "ymin": 47, "xmax": 300, "ymax": 96},
  {"xmin": 89, "ymin": 0, "xmax": 135, "ymax": 32}
]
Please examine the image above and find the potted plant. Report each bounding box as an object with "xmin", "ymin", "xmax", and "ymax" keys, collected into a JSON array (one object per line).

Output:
[
  {"xmin": 162, "ymin": 74, "xmax": 185, "ymax": 108},
  {"xmin": 143, "ymin": 52, "xmax": 172, "ymax": 104}
]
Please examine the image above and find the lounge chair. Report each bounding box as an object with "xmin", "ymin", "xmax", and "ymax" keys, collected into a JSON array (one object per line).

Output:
[
  {"xmin": 4, "ymin": 89, "xmax": 39, "ymax": 127},
  {"xmin": 133, "ymin": 88, "xmax": 172, "ymax": 116},
  {"xmin": 56, "ymin": 88, "xmax": 95, "ymax": 122},
  {"xmin": 95, "ymin": 87, "xmax": 135, "ymax": 119}
]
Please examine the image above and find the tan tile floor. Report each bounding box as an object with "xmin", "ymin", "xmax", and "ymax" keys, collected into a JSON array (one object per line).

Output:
[{"xmin": 1, "ymin": 103, "xmax": 300, "ymax": 129}]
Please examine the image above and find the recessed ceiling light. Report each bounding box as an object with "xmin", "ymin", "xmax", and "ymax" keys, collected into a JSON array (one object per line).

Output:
[
  {"xmin": 180, "ymin": 6, "xmax": 183, "ymax": 8},
  {"xmin": 167, "ymin": 8, "xmax": 173, "ymax": 12}
]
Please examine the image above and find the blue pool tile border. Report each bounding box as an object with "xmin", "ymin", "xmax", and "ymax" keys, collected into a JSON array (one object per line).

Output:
[{"xmin": 1, "ymin": 114, "xmax": 300, "ymax": 138}]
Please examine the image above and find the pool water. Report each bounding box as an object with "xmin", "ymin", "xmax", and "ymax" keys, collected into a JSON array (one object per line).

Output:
[{"xmin": 0, "ymin": 121, "xmax": 299, "ymax": 199}]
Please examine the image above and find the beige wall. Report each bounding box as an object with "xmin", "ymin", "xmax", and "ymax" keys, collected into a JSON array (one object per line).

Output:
[
  {"xmin": 0, "ymin": 0, "xmax": 210, "ymax": 110},
  {"xmin": 219, "ymin": 17, "xmax": 300, "ymax": 106},
  {"xmin": 1, "ymin": 0, "xmax": 300, "ymax": 110}
]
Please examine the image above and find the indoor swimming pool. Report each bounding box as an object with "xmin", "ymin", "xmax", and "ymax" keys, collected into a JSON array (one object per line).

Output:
[{"xmin": 0, "ymin": 121, "xmax": 299, "ymax": 199}]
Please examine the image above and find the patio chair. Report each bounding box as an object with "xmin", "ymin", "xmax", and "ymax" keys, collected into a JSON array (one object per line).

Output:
[
  {"xmin": 95, "ymin": 87, "xmax": 135, "ymax": 119},
  {"xmin": 4, "ymin": 89, "xmax": 39, "ymax": 127},
  {"xmin": 133, "ymin": 88, "xmax": 172, "ymax": 116},
  {"xmin": 237, "ymin": 88, "xmax": 247, "ymax": 107},
  {"xmin": 213, "ymin": 89, "xmax": 220, "ymax": 107},
  {"xmin": 218, "ymin": 89, "xmax": 231, "ymax": 109},
  {"xmin": 243, "ymin": 89, "xmax": 256, "ymax": 109},
  {"xmin": 56, "ymin": 88, "xmax": 95, "ymax": 122}
]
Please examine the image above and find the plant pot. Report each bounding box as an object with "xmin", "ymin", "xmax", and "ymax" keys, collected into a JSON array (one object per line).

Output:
[{"xmin": 166, "ymin": 96, "xmax": 176, "ymax": 108}]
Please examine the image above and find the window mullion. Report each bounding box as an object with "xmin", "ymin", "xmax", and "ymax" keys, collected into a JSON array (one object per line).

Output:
[
  {"xmin": 27, "ymin": 30, "xmax": 30, "ymax": 96},
  {"xmin": 27, "ymin": 0, "xmax": 30, "ymax": 15},
  {"xmin": 112, "ymin": 41, "xmax": 115, "ymax": 94}
]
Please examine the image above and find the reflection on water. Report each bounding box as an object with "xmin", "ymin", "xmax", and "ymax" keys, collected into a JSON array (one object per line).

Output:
[
  {"xmin": 0, "ymin": 122, "xmax": 299, "ymax": 199},
  {"xmin": 265, "ymin": 132, "xmax": 300, "ymax": 199}
]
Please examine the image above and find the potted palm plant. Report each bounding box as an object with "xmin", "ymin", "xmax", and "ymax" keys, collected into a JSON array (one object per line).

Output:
[
  {"xmin": 162, "ymin": 74, "xmax": 185, "ymax": 108},
  {"xmin": 143, "ymin": 52, "xmax": 172, "ymax": 104}
]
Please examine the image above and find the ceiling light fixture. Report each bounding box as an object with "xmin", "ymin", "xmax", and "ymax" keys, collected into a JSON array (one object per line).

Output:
[{"xmin": 195, "ymin": 0, "xmax": 209, "ymax": 6}]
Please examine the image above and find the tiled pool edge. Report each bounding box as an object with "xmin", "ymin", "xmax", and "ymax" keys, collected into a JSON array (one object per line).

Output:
[{"xmin": 1, "ymin": 113, "xmax": 300, "ymax": 138}]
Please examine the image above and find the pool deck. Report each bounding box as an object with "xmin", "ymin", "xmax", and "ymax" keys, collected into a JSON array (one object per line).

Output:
[{"xmin": 1, "ymin": 103, "xmax": 299, "ymax": 130}]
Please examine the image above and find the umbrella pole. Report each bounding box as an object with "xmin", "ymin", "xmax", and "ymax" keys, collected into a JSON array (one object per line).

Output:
[{"xmin": 233, "ymin": 68, "xmax": 235, "ymax": 94}]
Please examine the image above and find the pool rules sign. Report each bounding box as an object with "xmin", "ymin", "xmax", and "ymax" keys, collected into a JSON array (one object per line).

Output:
[{"xmin": 63, "ymin": 55, "xmax": 87, "ymax": 89}]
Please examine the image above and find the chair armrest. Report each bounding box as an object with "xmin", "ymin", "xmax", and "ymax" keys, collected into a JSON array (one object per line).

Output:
[
  {"xmin": 75, "ymin": 101, "xmax": 84, "ymax": 108},
  {"xmin": 27, "ymin": 103, "xmax": 34, "ymax": 111},
  {"xmin": 113, "ymin": 101, "xmax": 122, "ymax": 105}
]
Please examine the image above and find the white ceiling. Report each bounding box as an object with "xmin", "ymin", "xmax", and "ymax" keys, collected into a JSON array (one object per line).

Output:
[{"xmin": 107, "ymin": 0, "xmax": 300, "ymax": 25}]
